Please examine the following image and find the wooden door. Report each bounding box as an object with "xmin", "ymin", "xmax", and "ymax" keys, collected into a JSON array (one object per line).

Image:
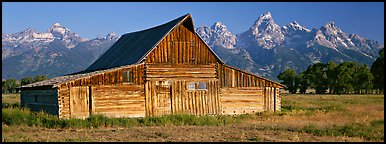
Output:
[
  {"xmin": 70, "ymin": 86, "xmax": 90, "ymax": 118},
  {"xmin": 154, "ymin": 81, "xmax": 172, "ymax": 116}
]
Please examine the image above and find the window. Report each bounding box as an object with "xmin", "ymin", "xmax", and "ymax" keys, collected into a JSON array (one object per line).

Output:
[
  {"xmin": 122, "ymin": 70, "xmax": 133, "ymax": 83},
  {"xmin": 156, "ymin": 80, "xmax": 171, "ymax": 86},
  {"xmin": 187, "ymin": 82, "xmax": 196, "ymax": 90},
  {"xmin": 187, "ymin": 82, "xmax": 207, "ymax": 90},
  {"xmin": 198, "ymin": 82, "xmax": 207, "ymax": 90}
]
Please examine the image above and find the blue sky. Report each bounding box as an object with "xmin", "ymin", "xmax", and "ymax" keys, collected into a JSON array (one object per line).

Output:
[{"xmin": 2, "ymin": 2, "xmax": 384, "ymax": 43}]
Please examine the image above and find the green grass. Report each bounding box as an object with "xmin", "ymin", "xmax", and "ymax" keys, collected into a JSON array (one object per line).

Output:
[
  {"xmin": 300, "ymin": 120, "xmax": 384, "ymax": 141},
  {"xmin": 2, "ymin": 106, "xmax": 252, "ymax": 128}
]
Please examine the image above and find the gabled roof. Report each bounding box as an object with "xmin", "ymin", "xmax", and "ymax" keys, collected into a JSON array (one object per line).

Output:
[{"xmin": 81, "ymin": 13, "xmax": 223, "ymax": 73}]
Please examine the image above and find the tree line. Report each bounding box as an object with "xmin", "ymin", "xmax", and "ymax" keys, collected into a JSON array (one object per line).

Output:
[
  {"xmin": 2, "ymin": 75, "xmax": 48, "ymax": 93},
  {"xmin": 278, "ymin": 48, "xmax": 384, "ymax": 94}
]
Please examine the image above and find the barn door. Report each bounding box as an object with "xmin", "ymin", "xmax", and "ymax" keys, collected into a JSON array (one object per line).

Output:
[
  {"xmin": 154, "ymin": 81, "xmax": 172, "ymax": 116},
  {"xmin": 70, "ymin": 86, "xmax": 90, "ymax": 118}
]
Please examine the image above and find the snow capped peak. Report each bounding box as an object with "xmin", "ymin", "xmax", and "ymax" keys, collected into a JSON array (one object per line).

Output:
[
  {"xmin": 211, "ymin": 22, "xmax": 229, "ymax": 33},
  {"xmin": 259, "ymin": 12, "xmax": 272, "ymax": 20},
  {"xmin": 212, "ymin": 22, "xmax": 227, "ymax": 30},
  {"xmin": 246, "ymin": 11, "xmax": 284, "ymax": 49},
  {"xmin": 49, "ymin": 22, "xmax": 70, "ymax": 35},
  {"xmin": 324, "ymin": 21, "xmax": 336, "ymax": 28},
  {"xmin": 106, "ymin": 32, "xmax": 118, "ymax": 40},
  {"xmin": 290, "ymin": 21, "xmax": 300, "ymax": 27},
  {"xmin": 107, "ymin": 32, "xmax": 117, "ymax": 37},
  {"xmin": 196, "ymin": 25, "xmax": 212, "ymax": 44},
  {"xmin": 321, "ymin": 20, "xmax": 344, "ymax": 37},
  {"xmin": 213, "ymin": 22, "xmax": 225, "ymax": 27},
  {"xmin": 197, "ymin": 22, "xmax": 236, "ymax": 49},
  {"xmin": 284, "ymin": 21, "xmax": 311, "ymax": 32},
  {"xmin": 53, "ymin": 22, "xmax": 61, "ymax": 27},
  {"xmin": 24, "ymin": 28, "xmax": 34, "ymax": 32}
]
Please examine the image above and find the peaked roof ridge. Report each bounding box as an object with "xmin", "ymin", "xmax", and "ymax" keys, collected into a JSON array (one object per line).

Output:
[{"xmin": 82, "ymin": 13, "xmax": 192, "ymax": 73}]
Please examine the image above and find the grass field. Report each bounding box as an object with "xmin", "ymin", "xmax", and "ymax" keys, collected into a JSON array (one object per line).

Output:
[{"xmin": 2, "ymin": 93, "xmax": 384, "ymax": 142}]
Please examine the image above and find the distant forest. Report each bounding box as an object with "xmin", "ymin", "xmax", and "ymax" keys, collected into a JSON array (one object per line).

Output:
[{"xmin": 277, "ymin": 48, "xmax": 384, "ymax": 94}]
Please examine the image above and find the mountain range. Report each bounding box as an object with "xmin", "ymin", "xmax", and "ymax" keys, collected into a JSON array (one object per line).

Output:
[
  {"xmin": 2, "ymin": 12, "xmax": 383, "ymax": 80},
  {"xmin": 197, "ymin": 12, "xmax": 383, "ymax": 80},
  {"xmin": 2, "ymin": 23, "xmax": 118, "ymax": 79}
]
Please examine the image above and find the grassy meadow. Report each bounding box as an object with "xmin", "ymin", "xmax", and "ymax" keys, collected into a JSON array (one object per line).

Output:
[{"xmin": 2, "ymin": 93, "xmax": 384, "ymax": 142}]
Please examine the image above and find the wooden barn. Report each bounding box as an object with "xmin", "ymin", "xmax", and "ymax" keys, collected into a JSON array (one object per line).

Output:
[{"xmin": 20, "ymin": 14, "xmax": 284, "ymax": 119}]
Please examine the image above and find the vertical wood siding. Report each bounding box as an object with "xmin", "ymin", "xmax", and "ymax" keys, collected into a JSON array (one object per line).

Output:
[
  {"xmin": 69, "ymin": 86, "xmax": 90, "ymax": 119},
  {"xmin": 145, "ymin": 63, "xmax": 220, "ymax": 116},
  {"xmin": 146, "ymin": 24, "xmax": 217, "ymax": 64},
  {"xmin": 145, "ymin": 80, "xmax": 219, "ymax": 116}
]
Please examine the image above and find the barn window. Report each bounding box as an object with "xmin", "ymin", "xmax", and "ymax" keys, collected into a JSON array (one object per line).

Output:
[
  {"xmin": 187, "ymin": 82, "xmax": 196, "ymax": 90},
  {"xmin": 198, "ymin": 82, "xmax": 207, "ymax": 90},
  {"xmin": 156, "ymin": 80, "xmax": 171, "ymax": 86},
  {"xmin": 187, "ymin": 82, "xmax": 207, "ymax": 90},
  {"xmin": 122, "ymin": 70, "xmax": 133, "ymax": 83}
]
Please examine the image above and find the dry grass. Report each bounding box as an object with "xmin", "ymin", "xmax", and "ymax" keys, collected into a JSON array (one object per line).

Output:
[
  {"xmin": 2, "ymin": 93, "xmax": 384, "ymax": 142},
  {"xmin": 2, "ymin": 93, "xmax": 20, "ymax": 104}
]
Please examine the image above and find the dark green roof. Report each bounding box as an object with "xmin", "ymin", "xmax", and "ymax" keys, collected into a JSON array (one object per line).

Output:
[{"xmin": 82, "ymin": 13, "xmax": 208, "ymax": 73}]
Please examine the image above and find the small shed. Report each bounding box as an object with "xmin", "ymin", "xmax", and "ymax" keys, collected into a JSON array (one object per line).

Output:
[{"xmin": 20, "ymin": 13, "xmax": 284, "ymax": 119}]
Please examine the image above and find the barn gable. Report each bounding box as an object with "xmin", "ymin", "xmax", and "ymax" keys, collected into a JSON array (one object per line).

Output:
[{"xmin": 82, "ymin": 13, "xmax": 223, "ymax": 73}]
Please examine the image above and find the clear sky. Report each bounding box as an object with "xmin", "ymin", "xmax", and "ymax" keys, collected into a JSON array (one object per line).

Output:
[{"xmin": 2, "ymin": 2, "xmax": 384, "ymax": 43}]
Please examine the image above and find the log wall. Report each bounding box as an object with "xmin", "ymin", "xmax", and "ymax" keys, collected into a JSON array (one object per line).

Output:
[
  {"xmin": 91, "ymin": 85, "xmax": 145, "ymax": 118},
  {"xmin": 57, "ymin": 64, "xmax": 145, "ymax": 118},
  {"xmin": 220, "ymin": 87, "xmax": 264, "ymax": 115}
]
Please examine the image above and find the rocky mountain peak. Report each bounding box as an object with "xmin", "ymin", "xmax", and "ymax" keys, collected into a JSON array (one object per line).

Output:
[
  {"xmin": 198, "ymin": 22, "xmax": 236, "ymax": 49},
  {"xmin": 196, "ymin": 25, "xmax": 212, "ymax": 44},
  {"xmin": 106, "ymin": 32, "xmax": 118, "ymax": 40},
  {"xmin": 246, "ymin": 12, "xmax": 284, "ymax": 49}
]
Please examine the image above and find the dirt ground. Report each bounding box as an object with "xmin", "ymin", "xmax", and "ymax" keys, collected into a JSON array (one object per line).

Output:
[{"xmin": 2, "ymin": 123, "xmax": 367, "ymax": 142}]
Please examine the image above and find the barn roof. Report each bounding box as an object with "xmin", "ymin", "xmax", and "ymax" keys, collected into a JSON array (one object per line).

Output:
[{"xmin": 80, "ymin": 13, "xmax": 223, "ymax": 74}]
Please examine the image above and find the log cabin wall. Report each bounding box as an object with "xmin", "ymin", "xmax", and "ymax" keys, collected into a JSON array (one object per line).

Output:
[
  {"xmin": 20, "ymin": 89, "xmax": 59, "ymax": 115},
  {"xmin": 91, "ymin": 85, "xmax": 145, "ymax": 118},
  {"xmin": 57, "ymin": 64, "xmax": 145, "ymax": 119},
  {"xmin": 220, "ymin": 87, "xmax": 263, "ymax": 115},
  {"xmin": 217, "ymin": 64, "xmax": 281, "ymax": 113}
]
